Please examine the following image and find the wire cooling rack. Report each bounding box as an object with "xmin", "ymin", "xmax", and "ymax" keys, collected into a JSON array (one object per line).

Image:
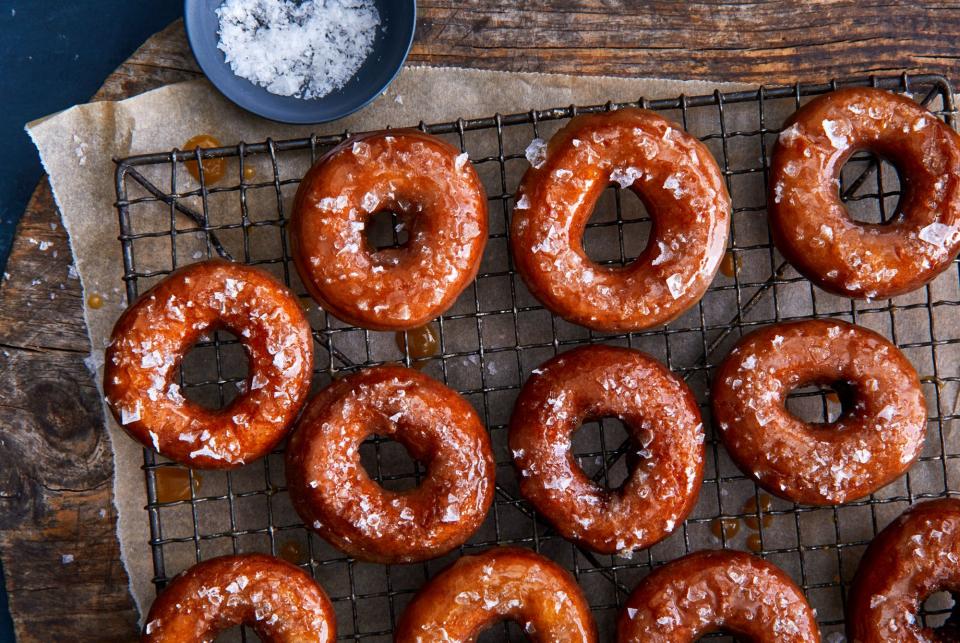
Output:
[{"xmin": 114, "ymin": 73, "xmax": 960, "ymax": 641}]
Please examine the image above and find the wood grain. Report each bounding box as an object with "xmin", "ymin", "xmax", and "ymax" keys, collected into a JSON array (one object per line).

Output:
[{"xmin": 2, "ymin": 4, "xmax": 959, "ymax": 639}]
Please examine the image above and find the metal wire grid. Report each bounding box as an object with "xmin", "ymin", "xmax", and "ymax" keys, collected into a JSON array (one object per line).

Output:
[{"xmin": 113, "ymin": 73, "xmax": 960, "ymax": 640}]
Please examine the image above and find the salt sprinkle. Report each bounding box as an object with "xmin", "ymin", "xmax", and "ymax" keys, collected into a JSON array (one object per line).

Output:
[
  {"xmin": 525, "ymin": 138, "xmax": 548, "ymax": 169},
  {"xmin": 216, "ymin": 0, "xmax": 381, "ymax": 100}
]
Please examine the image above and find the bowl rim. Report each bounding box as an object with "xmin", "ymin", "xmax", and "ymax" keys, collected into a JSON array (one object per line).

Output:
[{"xmin": 183, "ymin": 0, "xmax": 416, "ymax": 124}]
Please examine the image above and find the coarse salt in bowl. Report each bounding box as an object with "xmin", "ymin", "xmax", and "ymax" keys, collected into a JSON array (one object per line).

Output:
[{"xmin": 184, "ymin": 0, "xmax": 416, "ymax": 124}]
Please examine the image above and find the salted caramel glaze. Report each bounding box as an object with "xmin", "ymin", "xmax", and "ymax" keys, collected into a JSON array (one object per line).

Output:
[
  {"xmin": 712, "ymin": 319, "xmax": 926, "ymax": 505},
  {"xmin": 511, "ymin": 108, "xmax": 731, "ymax": 331},
  {"xmin": 769, "ymin": 87, "xmax": 960, "ymax": 299},
  {"xmin": 617, "ymin": 550, "xmax": 819, "ymax": 642},
  {"xmin": 848, "ymin": 498, "xmax": 960, "ymax": 642},
  {"xmin": 509, "ymin": 345, "xmax": 705, "ymax": 556},
  {"xmin": 291, "ymin": 130, "xmax": 488, "ymax": 330},
  {"xmin": 142, "ymin": 553, "xmax": 335, "ymax": 642},
  {"xmin": 394, "ymin": 547, "xmax": 597, "ymax": 642},
  {"xmin": 285, "ymin": 365, "xmax": 495, "ymax": 563},
  {"xmin": 104, "ymin": 260, "xmax": 313, "ymax": 469}
]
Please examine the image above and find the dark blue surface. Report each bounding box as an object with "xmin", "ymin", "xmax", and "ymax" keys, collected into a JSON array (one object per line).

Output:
[
  {"xmin": 185, "ymin": 0, "xmax": 415, "ymax": 123},
  {"xmin": 0, "ymin": 3, "xmax": 183, "ymax": 639},
  {"xmin": 0, "ymin": 0, "xmax": 182, "ymax": 275}
]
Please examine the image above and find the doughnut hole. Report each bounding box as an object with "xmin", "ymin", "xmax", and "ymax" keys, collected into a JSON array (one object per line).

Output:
[
  {"xmin": 365, "ymin": 208, "xmax": 411, "ymax": 251},
  {"xmin": 179, "ymin": 329, "xmax": 249, "ymax": 410},
  {"xmin": 838, "ymin": 151, "xmax": 903, "ymax": 225},
  {"xmin": 571, "ymin": 417, "xmax": 632, "ymax": 490},
  {"xmin": 581, "ymin": 184, "xmax": 652, "ymax": 267},
  {"xmin": 476, "ymin": 621, "xmax": 529, "ymax": 642},
  {"xmin": 358, "ymin": 433, "xmax": 422, "ymax": 492},
  {"xmin": 784, "ymin": 380, "xmax": 856, "ymax": 425},
  {"xmin": 920, "ymin": 589, "xmax": 960, "ymax": 633}
]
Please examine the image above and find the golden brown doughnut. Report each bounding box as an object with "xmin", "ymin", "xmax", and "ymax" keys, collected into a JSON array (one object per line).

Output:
[
  {"xmin": 511, "ymin": 108, "xmax": 731, "ymax": 331},
  {"xmin": 848, "ymin": 498, "xmax": 960, "ymax": 642},
  {"xmin": 711, "ymin": 319, "xmax": 926, "ymax": 505},
  {"xmin": 290, "ymin": 130, "xmax": 488, "ymax": 330},
  {"xmin": 104, "ymin": 260, "xmax": 313, "ymax": 469},
  {"xmin": 769, "ymin": 87, "xmax": 960, "ymax": 299},
  {"xmin": 285, "ymin": 365, "xmax": 495, "ymax": 563},
  {"xmin": 141, "ymin": 553, "xmax": 335, "ymax": 642},
  {"xmin": 617, "ymin": 549, "xmax": 820, "ymax": 642},
  {"xmin": 394, "ymin": 547, "xmax": 597, "ymax": 642},
  {"xmin": 509, "ymin": 345, "xmax": 705, "ymax": 556}
]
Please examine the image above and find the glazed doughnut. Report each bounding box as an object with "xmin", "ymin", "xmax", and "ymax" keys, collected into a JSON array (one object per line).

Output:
[
  {"xmin": 617, "ymin": 549, "xmax": 819, "ymax": 642},
  {"xmin": 394, "ymin": 547, "xmax": 597, "ymax": 642},
  {"xmin": 511, "ymin": 108, "xmax": 730, "ymax": 331},
  {"xmin": 285, "ymin": 365, "xmax": 495, "ymax": 563},
  {"xmin": 291, "ymin": 130, "xmax": 488, "ymax": 330},
  {"xmin": 711, "ymin": 319, "xmax": 926, "ymax": 505},
  {"xmin": 104, "ymin": 260, "xmax": 313, "ymax": 469},
  {"xmin": 141, "ymin": 553, "xmax": 335, "ymax": 642},
  {"xmin": 769, "ymin": 87, "xmax": 960, "ymax": 299},
  {"xmin": 848, "ymin": 498, "xmax": 960, "ymax": 642},
  {"xmin": 509, "ymin": 345, "xmax": 705, "ymax": 556}
]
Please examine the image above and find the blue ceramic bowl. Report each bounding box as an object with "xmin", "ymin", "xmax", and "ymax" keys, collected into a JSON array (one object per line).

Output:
[{"xmin": 184, "ymin": 0, "xmax": 416, "ymax": 124}]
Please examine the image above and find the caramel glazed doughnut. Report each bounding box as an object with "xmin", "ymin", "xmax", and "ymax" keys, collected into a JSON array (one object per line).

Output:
[
  {"xmin": 848, "ymin": 498, "xmax": 960, "ymax": 642},
  {"xmin": 769, "ymin": 87, "xmax": 960, "ymax": 299},
  {"xmin": 617, "ymin": 550, "xmax": 820, "ymax": 642},
  {"xmin": 711, "ymin": 319, "xmax": 926, "ymax": 505},
  {"xmin": 286, "ymin": 365, "xmax": 495, "ymax": 563},
  {"xmin": 511, "ymin": 108, "xmax": 731, "ymax": 332},
  {"xmin": 291, "ymin": 130, "xmax": 488, "ymax": 331},
  {"xmin": 104, "ymin": 260, "xmax": 314, "ymax": 469},
  {"xmin": 509, "ymin": 345, "xmax": 705, "ymax": 556},
  {"xmin": 141, "ymin": 553, "xmax": 335, "ymax": 642},
  {"xmin": 395, "ymin": 547, "xmax": 597, "ymax": 643}
]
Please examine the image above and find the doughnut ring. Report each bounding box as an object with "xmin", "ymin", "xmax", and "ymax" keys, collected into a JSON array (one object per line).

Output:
[
  {"xmin": 511, "ymin": 108, "xmax": 731, "ymax": 331},
  {"xmin": 141, "ymin": 553, "xmax": 335, "ymax": 642},
  {"xmin": 769, "ymin": 87, "xmax": 960, "ymax": 299},
  {"xmin": 509, "ymin": 345, "xmax": 705, "ymax": 556},
  {"xmin": 104, "ymin": 260, "xmax": 313, "ymax": 469},
  {"xmin": 394, "ymin": 547, "xmax": 597, "ymax": 642},
  {"xmin": 291, "ymin": 130, "xmax": 488, "ymax": 330},
  {"xmin": 848, "ymin": 498, "xmax": 960, "ymax": 642},
  {"xmin": 711, "ymin": 319, "xmax": 926, "ymax": 505},
  {"xmin": 285, "ymin": 365, "xmax": 495, "ymax": 563},
  {"xmin": 617, "ymin": 549, "xmax": 819, "ymax": 642}
]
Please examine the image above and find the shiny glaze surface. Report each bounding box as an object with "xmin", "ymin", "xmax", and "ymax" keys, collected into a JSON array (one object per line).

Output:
[
  {"xmin": 712, "ymin": 319, "xmax": 926, "ymax": 505},
  {"xmin": 104, "ymin": 260, "xmax": 313, "ymax": 469},
  {"xmin": 616, "ymin": 550, "xmax": 819, "ymax": 642},
  {"xmin": 848, "ymin": 498, "xmax": 960, "ymax": 642},
  {"xmin": 141, "ymin": 553, "xmax": 335, "ymax": 642},
  {"xmin": 769, "ymin": 87, "xmax": 960, "ymax": 298},
  {"xmin": 291, "ymin": 130, "xmax": 488, "ymax": 330},
  {"xmin": 394, "ymin": 547, "xmax": 597, "ymax": 642},
  {"xmin": 509, "ymin": 345, "xmax": 705, "ymax": 556},
  {"xmin": 285, "ymin": 365, "xmax": 495, "ymax": 563},
  {"xmin": 511, "ymin": 108, "xmax": 731, "ymax": 331}
]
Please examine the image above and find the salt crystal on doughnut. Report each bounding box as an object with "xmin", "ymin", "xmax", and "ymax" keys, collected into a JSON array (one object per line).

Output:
[
  {"xmin": 822, "ymin": 119, "xmax": 849, "ymax": 149},
  {"xmin": 121, "ymin": 403, "xmax": 141, "ymax": 425},
  {"xmin": 666, "ymin": 273, "xmax": 685, "ymax": 299},
  {"xmin": 663, "ymin": 174, "xmax": 684, "ymax": 198},
  {"xmin": 778, "ymin": 123, "xmax": 802, "ymax": 145},
  {"xmin": 610, "ymin": 166, "xmax": 643, "ymax": 188},
  {"xmin": 651, "ymin": 240, "xmax": 674, "ymax": 266},
  {"xmin": 919, "ymin": 221, "xmax": 957, "ymax": 248},
  {"xmin": 525, "ymin": 138, "xmax": 548, "ymax": 169},
  {"xmin": 454, "ymin": 152, "xmax": 469, "ymax": 170}
]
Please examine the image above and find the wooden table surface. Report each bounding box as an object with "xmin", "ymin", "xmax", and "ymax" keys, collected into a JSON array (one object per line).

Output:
[{"xmin": 2, "ymin": 4, "xmax": 959, "ymax": 640}]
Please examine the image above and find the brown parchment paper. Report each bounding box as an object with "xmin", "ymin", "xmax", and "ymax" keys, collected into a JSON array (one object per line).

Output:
[{"xmin": 25, "ymin": 65, "xmax": 960, "ymax": 636}]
